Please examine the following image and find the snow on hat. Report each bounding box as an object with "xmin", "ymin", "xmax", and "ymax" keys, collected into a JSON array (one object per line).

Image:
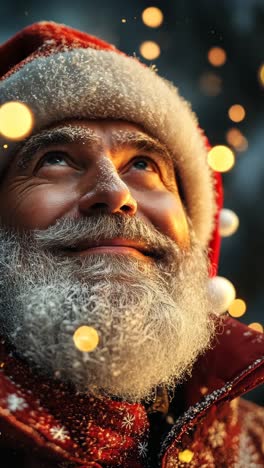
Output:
[{"xmin": 0, "ymin": 21, "xmax": 229, "ymax": 310}]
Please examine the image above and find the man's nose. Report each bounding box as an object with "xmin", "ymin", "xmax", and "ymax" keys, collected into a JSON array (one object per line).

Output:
[{"xmin": 78, "ymin": 156, "xmax": 138, "ymax": 216}]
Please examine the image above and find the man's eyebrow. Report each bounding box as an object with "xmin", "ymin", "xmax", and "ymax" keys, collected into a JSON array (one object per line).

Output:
[
  {"xmin": 110, "ymin": 130, "xmax": 174, "ymax": 171},
  {"xmin": 15, "ymin": 126, "xmax": 102, "ymax": 169},
  {"xmin": 14, "ymin": 126, "xmax": 175, "ymax": 174}
]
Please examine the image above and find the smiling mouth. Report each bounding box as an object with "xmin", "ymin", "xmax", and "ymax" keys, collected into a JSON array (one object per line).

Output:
[{"xmin": 62, "ymin": 245, "xmax": 156, "ymax": 259}]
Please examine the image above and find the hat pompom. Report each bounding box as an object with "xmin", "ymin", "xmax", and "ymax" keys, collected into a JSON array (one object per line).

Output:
[
  {"xmin": 207, "ymin": 276, "xmax": 236, "ymax": 315},
  {"xmin": 219, "ymin": 209, "xmax": 239, "ymax": 237}
]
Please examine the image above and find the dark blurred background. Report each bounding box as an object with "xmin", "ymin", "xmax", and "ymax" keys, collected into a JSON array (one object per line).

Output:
[{"xmin": 0, "ymin": 0, "xmax": 263, "ymax": 404}]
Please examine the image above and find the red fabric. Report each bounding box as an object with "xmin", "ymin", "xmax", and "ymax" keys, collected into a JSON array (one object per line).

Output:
[
  {"xmin": 182, "ymin": 316, "xmax": 264, "ymax": 409},
  {"xmin": 0, "ymin": 21, "xmax": 122, "ymax": 81},
  {"xmin": 0, "ymin": 338, "xmax": 149, "ymax": 467},
  {"xmin": 0, "ymin": 316, "xmax": 263, "ymax": 467},
  {"xmin": 208, "ymin": 171, "xmax": 224, "ymax": 277},
  {"xmin": 198, "ymin": 128, "xmax": 223, "ymax": 277},
  {"xmin": 162, "ymin": 397, "xmax": 264, "ymax": 467}
]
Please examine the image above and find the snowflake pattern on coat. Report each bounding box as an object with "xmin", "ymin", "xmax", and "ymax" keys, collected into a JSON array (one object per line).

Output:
[
  {"xmin": 6, "ymin": 393, "xmax": 28, "ymax": 412},
  {"xmin": 50, "ymin": 425, "xmax": 70, "ymax": 441},
  {"xmin": 121, "ymin": 413, "xmax": 135, "ymax": 430}
]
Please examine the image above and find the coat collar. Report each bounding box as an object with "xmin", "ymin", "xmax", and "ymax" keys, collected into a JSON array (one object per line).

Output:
[{"xmin": 181, "ymin": 315, "xmax": 264, "ymax": 410}]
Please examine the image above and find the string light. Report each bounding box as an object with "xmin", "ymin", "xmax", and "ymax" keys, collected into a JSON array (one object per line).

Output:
[
  {"xmin": 73, "ymin": 326, "xmax": 99, "ymax": 352},
  {"xmin": 3, "ymin": 144, "xmax": 8, "ymax": 149},
  {"xmin": 207, "ymin": 47, "xmax": 227, "ymax": 67},
  {"xmin": 199, "ymin": 72, "xmax": 222, "ymax": 96},
  {"xmin": 226, "ymin": 128, "xmax": 248, "ymax": 152},
  {"xmin": 207, "ymin": 145, "xmax": 235, "ymax": 172},
  {"xmin": 228, "ymin": 104, "xmax": 246, "ymax": 123},
  {"xmin": 228, "ymin": 299, "xmax": 247, "ymax": 318},
  {"xmin": 248, "ymin": 323, "xmax": 263, "ymax": 333},
  {"xmin": 0, "ymin": 101, "xmax": 33, "ymax": 140},
  {"xmin": 121, "ymin": 18, "xmax": 126, "ymax": 23},
  {"xmin": 142, "ymin": 7, "xmax": 164, "ymax": 28},
  {"xmin": 139, "ymin": 41, "xmax": 160, "ymax": 60}
]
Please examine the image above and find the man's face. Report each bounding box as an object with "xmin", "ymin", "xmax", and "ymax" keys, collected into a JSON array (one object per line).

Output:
[
  {"xmin": 0, "ymin": 119, "xmax": 217, "ymax": 402},
  {"xmin": 0, "ymin": 119, "xmax": 190, "ymax": 249}
]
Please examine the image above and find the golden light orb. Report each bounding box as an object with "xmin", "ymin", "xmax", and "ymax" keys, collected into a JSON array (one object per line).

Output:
[
  {"xmin": 226, "ymin": 128, "xmax": 248, "ymax": 152},
  {"xmin": 208, "ymin": 145, "xmax": 235, "ymax": 172},
  {"xmin": 139, "ymin": 41, "xmax": 161, "ymax": 60},
  {"xmin": 228, "ymin": 299, "xmax": 247, "ymax": 318},
  {"xmin": 178, "ymin": 449, "xmax": 194, "ymax": 463},
  {"xmin": 207, "ymin": 47, "xmax": 227, "ymax": 67},
  {"xmin": 200, "ymin": 386, "xmax": 208, "ymax": 395},
  {"xmin": 3, "ymin": 144, "xmax": 8, "ymax": 149},
  {"xmin": 228, "ymin": 104, "xmax": 246, "ymax": 123},
  {"xmin": 73, "ymin": 325, "xmax": 99, "ymax": 352},
  {"xmin": 142, "ymin": 7, "xmax": 164, "ymax": 28},
  {"xmin": 121, "ymin": 18, "xmax": 126, "ymax": 23},
  {"xmin": 258, "ymin": 63, "xmax": 264, "ymax": 86},
  {"xmin": 248, "ymin": 322, "xmax": 263, "ymax": 333},
  {"xmin": 0, "ymin": 101, "xmax": 33, "ymax": 140}
]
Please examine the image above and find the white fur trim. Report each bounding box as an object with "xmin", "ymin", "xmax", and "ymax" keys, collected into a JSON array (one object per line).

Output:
[{"xmin": 0, "ymin": 48, "xmax": 217, "ymax": 246}]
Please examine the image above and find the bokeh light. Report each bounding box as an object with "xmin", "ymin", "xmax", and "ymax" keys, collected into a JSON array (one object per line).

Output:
[
  {"xmin": 228, "ymin": 104, "xmax": 246, "ymax": 123},
  {"xmin": 219, "ymin": 209, "xmax": 239, "ymax": 237},
  {"xmin": 207, "ymin": 47, "xmax": 227, "ymax": 67},
  {"xmin": 228, "ymin": 298, "xmax": 247, "ymax": 318},
  {"xmin": 0, "ymin": 101, "xmax": 33, "ymax": 140},
  {"xmin": 73, "ymin": 325, "xmax": 99, "ymax": 352},
  {"xmin": 142, "ymin": 7, "xmax": 164, "ymax": 28},
  {"xmin": 178, "ymin": 450, "xmax": 194, "ymax": 463},
  {"xmin": 226, "ymin": 128, "xmax": 248, "ymax": 152},
  {"xmin": 208, "ymin": 145, "xmax": 235, "ymax": 172},
  {"xmin": 248, "ymin": 322, "xmax": 263, "ymax": 333},
  {"xmin": 200, "ymin": 386, "xmax": 208, "ymax": 395},
  {"xmin": 258, "ymin": 63, "xmax": 264, "ymax": 86},
  {"xmin": 199, "ymin": 72, "xmax": 222, "ymax": 96},
  {"xmin": 139, "ymin": 41, "xmax": 161, "ymax": 60}
]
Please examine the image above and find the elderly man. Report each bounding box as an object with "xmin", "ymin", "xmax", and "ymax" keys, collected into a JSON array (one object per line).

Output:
[{"xmin": 0, "ymin": 22, "xmax": 263, "ymax": 468}]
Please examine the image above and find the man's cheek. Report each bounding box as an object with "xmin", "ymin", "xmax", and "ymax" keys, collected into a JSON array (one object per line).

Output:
[{"xmin": 0, "ymin": 187, "xmax": 78, "ymax": 230}]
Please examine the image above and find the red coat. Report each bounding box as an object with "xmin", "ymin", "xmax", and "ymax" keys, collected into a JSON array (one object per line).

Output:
[{"xmin": 0, "ymin": 316, "xmax": 263, "ymax": 467}]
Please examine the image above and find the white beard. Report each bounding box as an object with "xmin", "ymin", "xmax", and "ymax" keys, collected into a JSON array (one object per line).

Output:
[{"xmin": 0, "ymin": 214, "xmax": 219, "ymax": 402}]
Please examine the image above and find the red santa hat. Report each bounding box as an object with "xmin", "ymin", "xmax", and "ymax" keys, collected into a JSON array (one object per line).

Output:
[{"xmin": 0, "ymin": 22, "xmax": 232, "ymax": 313}]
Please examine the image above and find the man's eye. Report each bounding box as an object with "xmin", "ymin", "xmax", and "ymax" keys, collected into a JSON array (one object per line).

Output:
[
  {"xmin": 37, "ymin": 153, "xmax": 157, "ymax": 172},
  {"xmin": 131, "ymin": 157, "xmax": 156, "ymax": 172},
  {"xmin": 39, "ymin": 152, "xmax": 69, "ymax": 167}
]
